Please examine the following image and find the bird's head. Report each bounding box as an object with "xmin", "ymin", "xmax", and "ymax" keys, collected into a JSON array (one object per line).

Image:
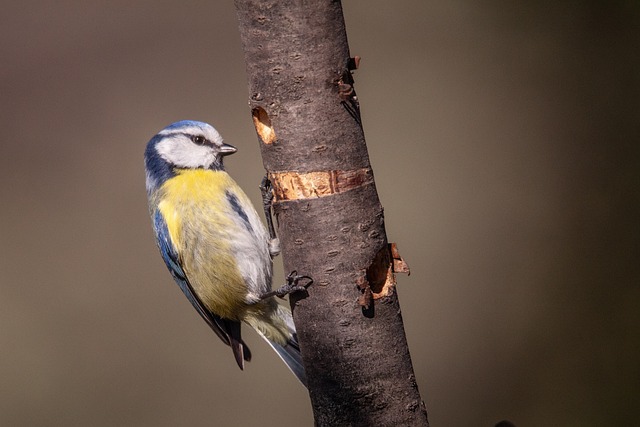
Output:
[{"xmin": 144, "ymin": 120, "xmax": 237, "ymax": 194}]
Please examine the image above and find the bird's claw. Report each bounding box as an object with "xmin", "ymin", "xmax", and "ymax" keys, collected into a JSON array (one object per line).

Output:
[{"xmin": 260, "ymin": 270, "xmax": 313, "ymax": 301}]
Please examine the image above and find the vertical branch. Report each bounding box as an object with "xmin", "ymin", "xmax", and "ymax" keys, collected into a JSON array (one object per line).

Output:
[{"xmin": 235, "ymin": 1, "xmax": 429, "ymax": 425}]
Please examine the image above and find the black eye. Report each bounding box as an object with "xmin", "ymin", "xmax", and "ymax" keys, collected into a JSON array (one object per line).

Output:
[{"xmin": 192, "ymin": 135, "xmax": 206, "ymax": 145}]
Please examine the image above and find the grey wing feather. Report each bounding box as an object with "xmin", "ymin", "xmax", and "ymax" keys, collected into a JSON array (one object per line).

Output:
[{"xmin": 154, "ymin": 210, "xmax": 251, "ymax": 365}]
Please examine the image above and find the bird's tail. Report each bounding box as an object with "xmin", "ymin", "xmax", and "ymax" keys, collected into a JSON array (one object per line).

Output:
[{"xmin": 249, "ymin": 304, "xmax": 307, "ymax": 388}]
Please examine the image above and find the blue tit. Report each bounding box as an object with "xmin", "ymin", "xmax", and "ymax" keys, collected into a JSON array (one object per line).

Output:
[{"xmin": 144, "ymin": 120, "xmax": 306, "ymax": 387}]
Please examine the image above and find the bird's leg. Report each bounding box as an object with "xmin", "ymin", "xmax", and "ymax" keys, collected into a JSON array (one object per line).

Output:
[
  {"xmin": 260, "ymin": 174, "xmax": 277, "ymax": 240},
  {"xmin": 260, "ymin": 271, "xmax": 313, "ymax": 300},
  {"xmin": 260, "ymin": 174, "xmax": 280, "ymax": 257},
  {"xmin": 258, "ymin": 176, "xmax": 312, "ymax": 301}
]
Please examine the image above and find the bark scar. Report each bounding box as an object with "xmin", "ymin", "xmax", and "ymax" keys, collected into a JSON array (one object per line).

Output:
[
  {"xmin": 357, "ymin": 243, "xmax": 410, "ymax": 310},
  {"xmin": 269, "ymin": 169, "xmax": 373, "ymax": 201},
  {"xmin": 337, "ymin": 56, "xmax": 361, "ymax": 124},
  {"xmin": 252, "ymin": 107, "xmax": 276, "ymax": 145}
]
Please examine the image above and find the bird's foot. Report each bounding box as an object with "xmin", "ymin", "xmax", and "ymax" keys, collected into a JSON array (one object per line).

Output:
[{"xmin": 260, "ymin": 271, "xmax": 313, "ymax": 300}]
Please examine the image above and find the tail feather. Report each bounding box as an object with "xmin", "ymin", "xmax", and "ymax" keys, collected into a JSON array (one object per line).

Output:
[
  {"xmin": 251, "ymin": 304, "xmax": 307, "ymax": 388},
  {"xmin": 223, "ymin": 318, "xmax": 252, "ymax": 370},
  {"xmin": 261, "ymin": 333, "xmax": 307, "ymax": 388}
]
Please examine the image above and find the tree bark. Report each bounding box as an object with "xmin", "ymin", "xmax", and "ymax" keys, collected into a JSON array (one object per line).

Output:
[{"xmin": 235, "ymin": 1, "xmax": 429, "ymax": 425}]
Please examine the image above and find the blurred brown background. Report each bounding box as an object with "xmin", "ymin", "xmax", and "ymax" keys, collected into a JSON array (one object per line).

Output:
[{"xmin": 1, "ymin": 1, "xmax": 638, "ymax": 426}]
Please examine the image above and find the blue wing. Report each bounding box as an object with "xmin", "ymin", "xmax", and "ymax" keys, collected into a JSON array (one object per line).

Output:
[{"xmin": 153, "ymin": 210, "xmax": 251, "ymax": 366}]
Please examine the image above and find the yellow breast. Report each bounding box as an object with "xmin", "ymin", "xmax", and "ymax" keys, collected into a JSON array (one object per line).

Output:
[
  {"xmin": 156, "ymin": 169, "xmax": 253, "ymax": 319},
  {"xmin": 157, "ymin": 169, "xmax": 234, "ymax": 248}
]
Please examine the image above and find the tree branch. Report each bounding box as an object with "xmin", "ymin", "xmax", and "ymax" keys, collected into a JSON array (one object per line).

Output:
[{"xmin": 235, "ymin": 1, "xmax": 429, "ymax": 425}]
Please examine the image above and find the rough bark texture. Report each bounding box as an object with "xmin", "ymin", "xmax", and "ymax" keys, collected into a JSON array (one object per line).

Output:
[{"xmin": 235, "ymin": 1, "xmax": 429, "ymax": 426}]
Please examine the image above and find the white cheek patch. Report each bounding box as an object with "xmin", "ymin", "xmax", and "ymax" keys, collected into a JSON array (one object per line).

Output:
[{"xmin": 156, "ymin": 137, "xmax": 215, "ymax": 169}]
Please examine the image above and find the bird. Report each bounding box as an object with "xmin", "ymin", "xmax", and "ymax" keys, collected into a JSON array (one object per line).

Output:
[{"xmin": 144, "ymin": 120, "xmax": 307, "ymax": 387}]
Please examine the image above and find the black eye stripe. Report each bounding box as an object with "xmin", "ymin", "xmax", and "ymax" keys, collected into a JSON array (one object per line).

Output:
[{"xmin": 166, "ymin": 131, "xmax": 215, "ymax": 147}]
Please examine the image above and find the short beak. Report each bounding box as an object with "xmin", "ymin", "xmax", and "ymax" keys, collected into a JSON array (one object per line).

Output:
[{"xmin": 219, "ymin": 143, "xmax": 237, "ymax": 156}]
